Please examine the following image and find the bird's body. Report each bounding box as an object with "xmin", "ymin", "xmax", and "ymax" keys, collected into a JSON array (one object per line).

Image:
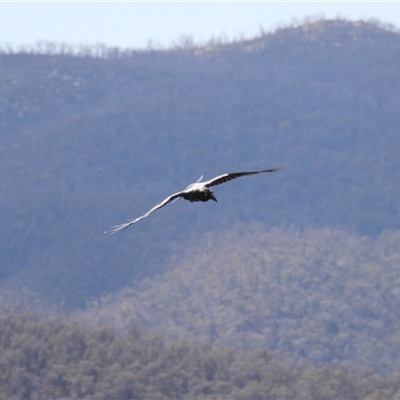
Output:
[
  {"xmin": 181, "ymin": 180, "xmax": 217, "ymax": 203},
  {"xmin": 107, "ymin": 167, "xmax": 281, "ymax": 234}
]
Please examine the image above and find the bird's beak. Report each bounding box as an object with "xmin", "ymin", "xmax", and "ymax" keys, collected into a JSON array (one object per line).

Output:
[{"xmin": 210, "ymin": 193, "xmax": 217, "ymax": 202}]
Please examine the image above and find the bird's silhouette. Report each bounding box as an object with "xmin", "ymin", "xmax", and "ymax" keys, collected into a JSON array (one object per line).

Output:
[{"xmin": 107, "ymin": 167, "xmax": 281, "ymax": 234}]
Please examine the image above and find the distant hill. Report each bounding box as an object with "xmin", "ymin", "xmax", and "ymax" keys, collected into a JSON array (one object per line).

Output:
[
  {"xmin": 77, "ymin": 226, "xmax": 400, "ymax": 373},
  {"xmin": 1, "ymin": 19, "xmax": 400, "ymax": 307}
]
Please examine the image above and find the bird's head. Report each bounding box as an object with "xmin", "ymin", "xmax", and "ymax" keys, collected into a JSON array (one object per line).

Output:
[{"xmin": 209, "ymin": 191, "xmax": 217, "ymax": 202}]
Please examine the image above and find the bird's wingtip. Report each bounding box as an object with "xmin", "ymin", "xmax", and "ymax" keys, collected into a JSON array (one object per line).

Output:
[
  {"xmin": 105, "ymin": 224, "xmax": 128, "ymax": 235},
  {"xmin": 269, "ymin": 165, "xmax": 284, "ymax": 172}
]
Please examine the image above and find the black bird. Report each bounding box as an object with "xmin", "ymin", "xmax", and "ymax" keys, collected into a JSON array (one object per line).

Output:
[{"xmin": 107, "ymin": 167, "xmax": 281, "ymax": 234}]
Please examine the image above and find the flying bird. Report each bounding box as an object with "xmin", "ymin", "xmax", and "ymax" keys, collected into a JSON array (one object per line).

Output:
[{"xmin": 107, "ymin": 167, "xmax": 281, "ymax": 234}]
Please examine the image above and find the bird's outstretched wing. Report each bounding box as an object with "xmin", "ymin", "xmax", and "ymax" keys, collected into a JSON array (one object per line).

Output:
[
  {"xmin": 205, "ymin": 166, "xmax": 282, "ymax": 187},
  {"xmin": 106, "ymin": 191, "xmax": 184, "ymax": 234}
]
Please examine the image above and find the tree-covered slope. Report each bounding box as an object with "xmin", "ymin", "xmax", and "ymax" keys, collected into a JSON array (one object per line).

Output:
[
  {"xmin": 77, "ymin": 226, "xmax": 400, "ymax": 372},
  {"xmin": 0, "ymin": 306, "xmax": 396, "ymax": 400},
  {"xmin": 1, "ymin": 19, "xmax": 400, "ymax": 306}
]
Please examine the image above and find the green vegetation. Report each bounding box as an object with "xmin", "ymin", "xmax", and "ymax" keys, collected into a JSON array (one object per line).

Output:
[{"xmin": 0, "ymin": 306, "xmax": 397, "ymax": 400}]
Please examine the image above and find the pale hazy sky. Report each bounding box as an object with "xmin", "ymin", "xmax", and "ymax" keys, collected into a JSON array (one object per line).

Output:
[{"xmin": 1, "ymin": 2, "xmax": 400, "ymax": 50}]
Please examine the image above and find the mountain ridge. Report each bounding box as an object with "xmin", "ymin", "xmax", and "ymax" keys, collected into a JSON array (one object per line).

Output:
[{"xmin": 1, "ymin": 18, "xmax": 399, "ymax": 306}]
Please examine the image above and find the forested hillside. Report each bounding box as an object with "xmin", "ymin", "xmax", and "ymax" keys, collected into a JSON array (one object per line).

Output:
[
  {"xmin": 1, "ymin": 19, "xmax": 399, "ymax": 307},
  {"xmin": 0, "ymin": 306, "xmax": 398, "ymax": 399},
  {"xmin": 78, "ymin": 226, "xmax": 400, "ymax": 372},
  {"xmin": 2, "ymin": 17, "xmax": 400, "ymax": 397}
]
